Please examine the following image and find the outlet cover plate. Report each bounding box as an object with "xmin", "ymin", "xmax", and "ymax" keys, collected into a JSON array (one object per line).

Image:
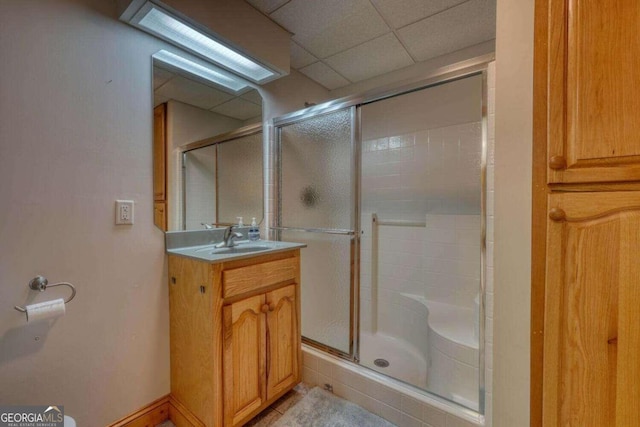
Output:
[{"xmin": 115, "ymin": 200, "xmax": 134, "ymax": 225}]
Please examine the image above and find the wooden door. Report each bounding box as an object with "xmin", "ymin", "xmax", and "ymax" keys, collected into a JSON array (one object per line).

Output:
[
  {"xmin": 265, "ymin": 285, "xmax": 300, "ymax": 399},
  {"xmin": 544, "ymin": 0, "xmax": 640, "ymax": 184},
  {"xmin": 223, "ymin": 294, "xmax": 267, "ymax": 426},
  {"xmin": 543, "ymin": 191, "xmax": 640, "ymax": 426}
]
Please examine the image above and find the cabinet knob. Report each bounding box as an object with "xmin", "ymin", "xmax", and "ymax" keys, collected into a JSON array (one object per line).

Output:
[
  {"xmin": 268, "ymin": 303, "xmax": 275, "ymax": 312},
  {"xmin": 549, "ymin": 208, "xmax": 567, "ymax": 222},
  {"xmin": 261, "ymin": 304, "xmax": 269, "ymax": 313},
  {"xmin": 549, "ymin": 155, "xmax": 567, "ymax": 170}
]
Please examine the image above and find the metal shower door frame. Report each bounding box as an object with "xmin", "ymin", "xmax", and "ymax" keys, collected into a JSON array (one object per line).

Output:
[
  {"xmin": 273, "ymin": 106, "xmax": 361, "ymax": 361},
  {"xmin": 271, "ymin": 55, "xmax": 490, "ymax": 415}
]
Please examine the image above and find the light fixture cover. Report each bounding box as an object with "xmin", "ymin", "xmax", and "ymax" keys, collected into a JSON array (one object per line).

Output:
[
  {"xmin": 153, "ymin": 50, "xmax": 250, "ymax": 93},
  {"xmin": 135, "ymin": 4, "xmax": 276, "ymax": 83}
]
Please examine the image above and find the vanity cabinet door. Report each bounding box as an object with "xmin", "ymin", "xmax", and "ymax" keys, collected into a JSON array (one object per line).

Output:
[
  {"xmin": 543, "ymin": 191, "xmax": 640, "ymax": 426},
  {"xmin": 223, "ymin": 294, "xmax": 267, "ymax": 427},
  {"xmin": 265, "ymin": 285, "xmax": 300, "ymax": 399}
]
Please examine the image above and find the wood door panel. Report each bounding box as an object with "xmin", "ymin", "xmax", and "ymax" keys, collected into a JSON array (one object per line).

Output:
[
  {"xmin": 543, "ymin": 191, "xmax": 640, "ymax": 426},
  {"xmin": 547, "ymin": 0, "xmax": 640, "ymax": 183},
  {"xmin": 223, "ymin": 295, "xmax": 266, "ymax": 426},
  {"xmin": 266, "ymin": 285, "xmax": 299, "ymax": 399}
]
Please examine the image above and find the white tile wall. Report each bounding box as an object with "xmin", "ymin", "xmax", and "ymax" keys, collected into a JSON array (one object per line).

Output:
[{"xmin": 362, "ymin": 122, "xmax": 482, "ymax": 220}]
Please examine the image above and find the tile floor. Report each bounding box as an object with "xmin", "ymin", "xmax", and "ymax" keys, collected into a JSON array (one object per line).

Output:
[{"xmin": 157, "ymin": 382, "xmax": 313, "ymax": 427}]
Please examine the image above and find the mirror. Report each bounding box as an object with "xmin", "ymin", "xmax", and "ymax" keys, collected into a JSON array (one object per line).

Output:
[{"xmin": 151, "ymin": 52, "xmax": 264, "ymax": 231}]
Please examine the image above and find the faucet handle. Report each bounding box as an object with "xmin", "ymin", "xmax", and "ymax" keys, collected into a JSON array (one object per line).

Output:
[{"xmin": 201, "ymin": 222, "xmax": 214, "ymax": 229}]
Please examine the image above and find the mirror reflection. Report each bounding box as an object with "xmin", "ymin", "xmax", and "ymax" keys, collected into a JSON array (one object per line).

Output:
[{"xmin": 151, "ymin": 54, "xmax": 264, "ymax": 231}]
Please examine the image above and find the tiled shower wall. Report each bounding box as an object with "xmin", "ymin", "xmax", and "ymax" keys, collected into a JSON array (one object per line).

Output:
[{"xmin": 360, "ymin": 121, "xmax": 483, "ymax": 339}]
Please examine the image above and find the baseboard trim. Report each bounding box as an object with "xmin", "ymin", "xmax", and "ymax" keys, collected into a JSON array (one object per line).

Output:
[{"xmin": 107, "ymin": 395, "xmax": 170, "ymax": 427}]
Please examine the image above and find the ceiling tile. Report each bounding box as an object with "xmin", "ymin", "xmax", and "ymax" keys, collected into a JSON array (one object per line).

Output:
[
  {"xmin": 271, "ymin": 0, "xmax": 389, "ymax": 58},
  {"xmin": 153, "ymin": 66, "xmax": 174, "ymax": 89},
  {"xmin": 324, "ymin": 33, "xmax": 414, "ymax": 82},
  {"xmin": 155, "ymin": 75, "xmax": 234, "ymax": 110},
  {"xmin": 246, "ymin": 0, "xmax": 290, "ymax": 14},
  {"xmin": 370, "ymin": 0, "xmax": 468, "ymax": 29},
  {"xmin": 240, "ymin": 89, "xmax": 263, "ymax": 105},
  {"xmin": 290, "ymin": 41, "xmax": 318, "ymax": 69},
  {"xmin": 398, "ymin": 0, "xmax": 496, "ymax": 61},
  {"xmin": 298, "ymin": 62, "xmax": 350, "ymax": 90},
  {"xmin": 211, "ymin": 98, "xmax": 263, "ymax": 121}
]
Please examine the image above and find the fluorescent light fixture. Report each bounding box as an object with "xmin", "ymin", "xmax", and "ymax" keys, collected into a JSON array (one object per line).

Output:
[
  {"xmin": 153, "ymin": 50, "xmax": 250, "ymax": 93},
  {"xmin": 133, "ymin": 3, "xmax": 276, "ymax": 83}
]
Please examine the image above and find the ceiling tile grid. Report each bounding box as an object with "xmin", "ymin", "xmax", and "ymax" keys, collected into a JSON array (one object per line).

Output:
[
  {"xmin": 397, "ymin": 0, "xmax": 497, "ymax": 61},
  {"xmin": 245, "ymin": 0, "xmax": 496, "ymax": 91},
  {"xmin": 211, "ymin": 97, "xmax": 263, "ymax": 121},
  {"xmin": 155, "ymin": 75, "xmax": 234, "ymax": 110},
  {"xmin": 153, "ymin": 66, "xmax": 263, "ymax": 121},
  {"xmin": 324, "ymin": 33, "xmax": 414, "ymax": 82},
  {"xmin": 298, "ymin": 61, "xmax": 351, "ymax": 91}
]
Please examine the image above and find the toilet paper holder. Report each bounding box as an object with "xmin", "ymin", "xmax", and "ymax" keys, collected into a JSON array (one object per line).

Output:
[{"xmin": 14, "ymin": 276, "xmax": 77, "ymax": 313}]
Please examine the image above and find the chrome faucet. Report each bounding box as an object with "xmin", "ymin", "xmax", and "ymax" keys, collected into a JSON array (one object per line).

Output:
[{"xmin": 216, "ymin": 225, "xmax": 243, "ymax": 248}]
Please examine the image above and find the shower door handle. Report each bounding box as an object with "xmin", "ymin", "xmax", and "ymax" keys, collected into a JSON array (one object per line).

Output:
[{"xmin": 271, "ymin": 226, "xmax": 355, "ymax": 236}]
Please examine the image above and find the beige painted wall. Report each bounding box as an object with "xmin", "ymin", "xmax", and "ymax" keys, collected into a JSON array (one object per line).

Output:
[
  {"xmin": 0, "ymin": 1, "xmax": 170, "ymax": 425},
  {"xmin": 493, "ymin": 0, "xmax": 534, "ymax": 425}
]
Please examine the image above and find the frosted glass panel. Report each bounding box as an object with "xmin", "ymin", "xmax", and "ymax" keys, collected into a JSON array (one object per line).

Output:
[
  {"xmin": 281, "ymin": 230, "xmax": 352, "ymax": 354},
  {"xmin": 280, "ymin": 109, "xmax": 352, "ymax": 230},
  {"xmin": 184, "ymin": 145, "xmax": 216, "ymax": 230},
  {"xmin": 218, "ymin": 132, "xmax": 263, "ymax": 224}
]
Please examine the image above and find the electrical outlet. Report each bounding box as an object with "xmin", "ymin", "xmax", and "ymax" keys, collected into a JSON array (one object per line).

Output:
[{"xmin": 115, "ymin": 200, "xmax": 134, "ymax": 225}]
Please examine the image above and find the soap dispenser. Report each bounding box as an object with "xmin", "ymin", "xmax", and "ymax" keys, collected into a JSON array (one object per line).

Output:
[
  {"xmin": 249, "ymin": 217, "xmax": 260, "ymax": 241},
  {"xmin": 236, "ymin": 217, "xmax": 244, "ymax": 227}
]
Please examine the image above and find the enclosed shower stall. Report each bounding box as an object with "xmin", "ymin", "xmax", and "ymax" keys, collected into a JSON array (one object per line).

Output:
[{"xmin": 272, "ymin": 68, "xmax": 487, "ymax": 414}]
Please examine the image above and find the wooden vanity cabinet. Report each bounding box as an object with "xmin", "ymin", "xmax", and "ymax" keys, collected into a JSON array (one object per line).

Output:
[{"xmin": 168, "ymin": 250, "xmax": 302, "ymax": 427}]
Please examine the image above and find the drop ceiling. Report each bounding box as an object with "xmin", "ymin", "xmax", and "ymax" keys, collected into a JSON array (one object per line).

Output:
[
  {"xmin": 153, "ymin": 66, "xmax": 262, "ymax": 122},
  {"xmin": 246, "ymin": 0, "xmax": 496, "ymax": 90}
]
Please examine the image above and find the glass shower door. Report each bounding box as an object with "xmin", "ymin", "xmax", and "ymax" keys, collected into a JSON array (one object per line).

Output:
[{"xmin": 275, "ymin": 107, "xmax": 357, "ymax": 356}]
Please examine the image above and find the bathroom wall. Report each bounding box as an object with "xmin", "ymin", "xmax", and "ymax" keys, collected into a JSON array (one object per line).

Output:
[
  {"xmin": 0, "ymin": 1, "xmax": 170, "ymax": 425},
  {"xmin": 493, "ymin": 0, "xmax": 534, "ymax": 425}
]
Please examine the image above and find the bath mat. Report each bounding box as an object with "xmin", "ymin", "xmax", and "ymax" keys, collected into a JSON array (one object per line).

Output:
[{"xmin": 272, "ymin": 387, "xmax": 395, "ymax": 427}]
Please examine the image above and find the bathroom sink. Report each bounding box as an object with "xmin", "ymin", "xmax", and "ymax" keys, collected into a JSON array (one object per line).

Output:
[
  {"xmin": 208, "ymin": 244, "xmax": 271, "ymax": 255},
  {"xmin": 167, "ymin": 238, "xmax": 306, "ymax": 262}
]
